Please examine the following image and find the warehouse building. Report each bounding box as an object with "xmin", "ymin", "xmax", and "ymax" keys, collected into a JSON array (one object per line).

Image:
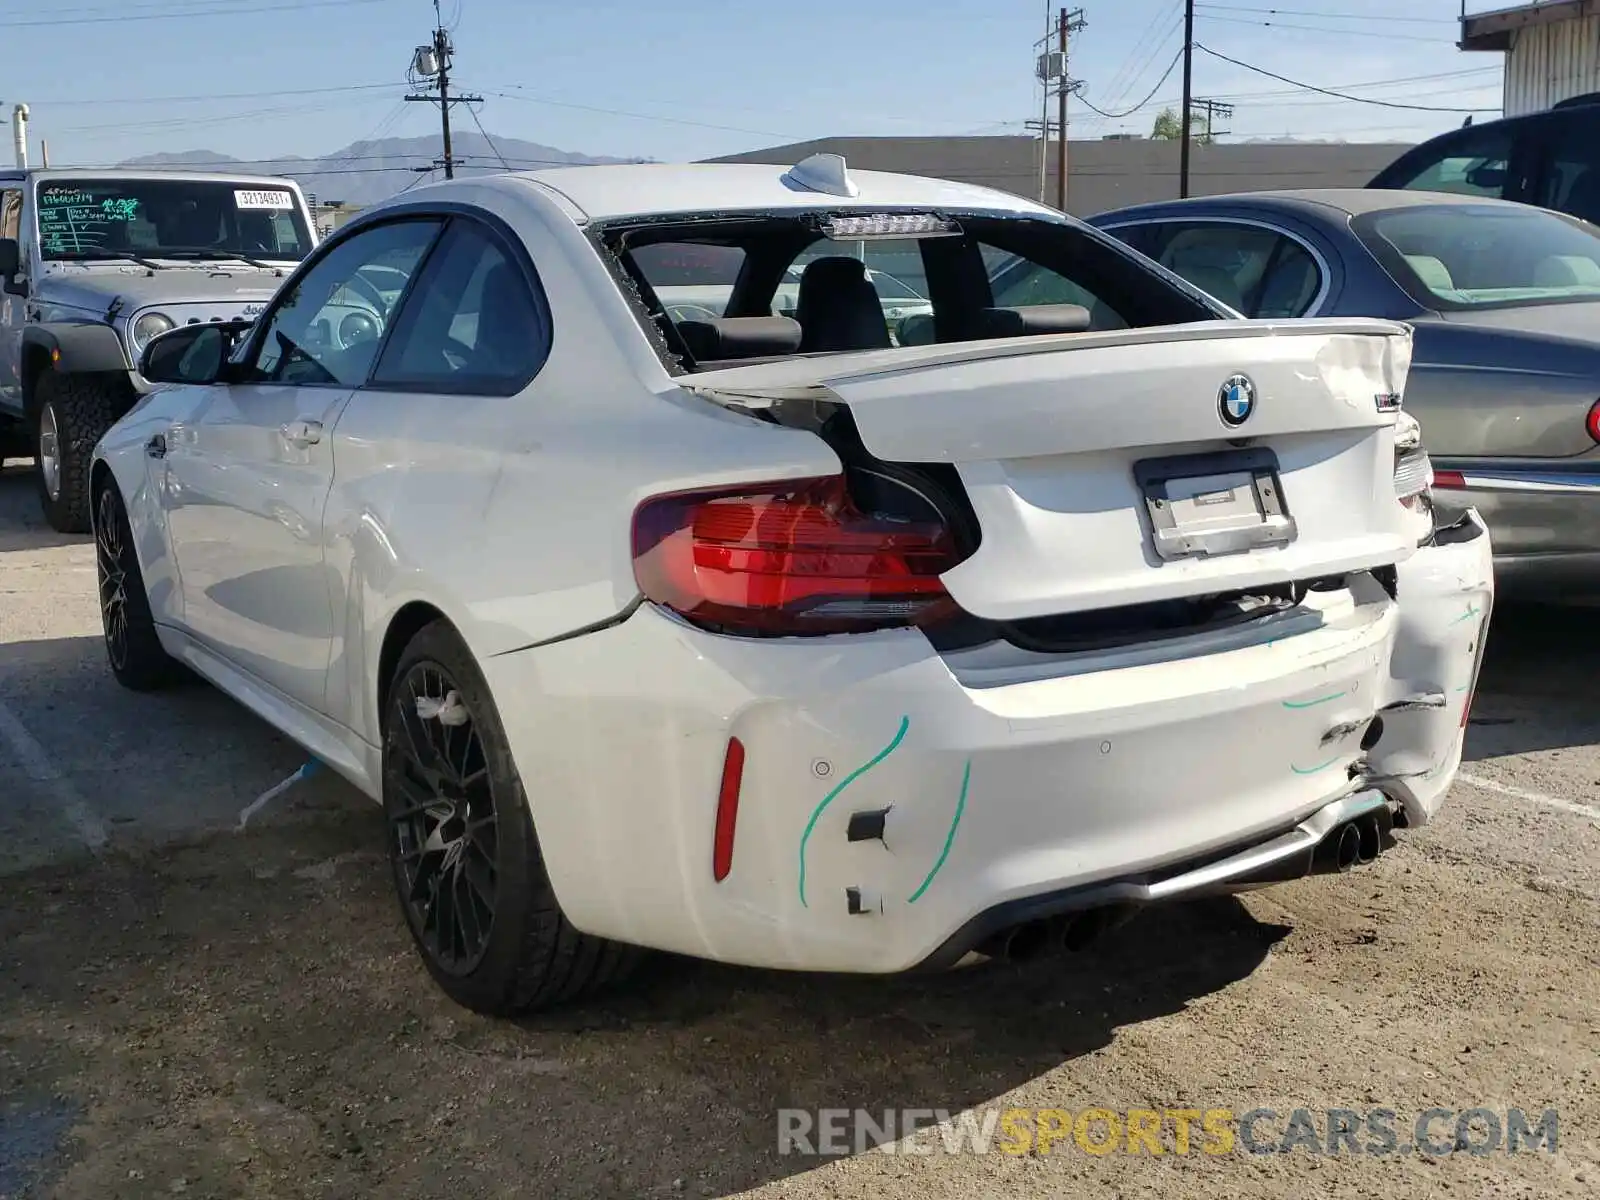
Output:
[
  {"xmin": 1460, "ymin": 0, "xmax": 1600, "ymax": 114},
  {"xmin": 711, "ymin": 136, "xmax": 1416, "ymax": 217}
]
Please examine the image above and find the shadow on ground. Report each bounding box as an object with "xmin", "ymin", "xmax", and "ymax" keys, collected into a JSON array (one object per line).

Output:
[
  {"xmin": 0, "ymin": 469, "xmax": 85, "ymax": 553},
  {"xmin": 0, "ymin": 807, "xmax": 1288, "ymax": 1199},
  {"xmin": 1464, "ymin": 602, "xmax": 1600, "ymax": 762}
]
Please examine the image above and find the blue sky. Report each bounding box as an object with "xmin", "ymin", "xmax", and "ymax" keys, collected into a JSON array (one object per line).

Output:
[{"xmin": 9, "ymin": 0, "xmax": 1507, "ymax": 168}]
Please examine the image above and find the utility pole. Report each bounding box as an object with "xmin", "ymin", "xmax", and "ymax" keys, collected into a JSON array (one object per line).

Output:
[
  {"xmin": 1194, "ymin": 98, "xmax": 1233, "ymax": 142},
  {"xmin": 1179, "ymin": 0, "xmax": 1195, "ymax": 198},
  {"xmin": 405, "ymin": 0, "xmax": 481, "ymax": 180},
  {"xmin": 1035, "ymin": 7, "xmax": 1085, "ymax": 212}
]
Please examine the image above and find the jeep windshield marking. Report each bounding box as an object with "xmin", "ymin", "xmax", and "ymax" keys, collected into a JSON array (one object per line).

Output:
[{"xmin": 36, "ymin": 177, "xmax": 313, "ymax": 263}]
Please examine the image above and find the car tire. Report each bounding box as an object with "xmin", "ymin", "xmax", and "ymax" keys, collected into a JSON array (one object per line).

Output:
[
  {"xmin": 382, "ymin": 620, "xmax": 640, "ymax": 1015},
  {"xmin": 94, "ymin": 478, "xmax": 187, "ymax": 691},
  {"xmin": 35, "ymin": 372, "xmax": 127, "ymax": 534}
]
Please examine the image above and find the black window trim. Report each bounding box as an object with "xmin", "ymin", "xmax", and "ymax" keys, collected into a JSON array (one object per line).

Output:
[
  {"xmin": 234, "ymin": 200, "xmax": 554, "ymax": 397},
  {"xmin": 367, "ymin": 210, "xmax": 554, "ymax": 398},
  {"xmin": 1528, "ymin": 110, "xmax": 1600, "ymax": 221},
  {"xmin": 1095, "ymin": 213, "xmax": 1333, "ymax": 318},
  {"xmin": 234, "ymin": 211, "xmax": 449, "ymax": 390}
]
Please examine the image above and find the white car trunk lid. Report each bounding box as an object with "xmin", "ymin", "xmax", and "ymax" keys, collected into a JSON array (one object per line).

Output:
[{"xmin": 687, "ymin": 318, "xmax": 1417, "ymax": 621}]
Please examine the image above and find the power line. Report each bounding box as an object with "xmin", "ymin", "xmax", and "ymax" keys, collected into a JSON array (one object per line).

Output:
[
  {"xmin": 1129, "ymin": 77, "xmax": 1503, "ymax": 115},
  {"xmin": 474, "ymin": 84, "xmax": 796, "ymax": 139},
  {"xmin": 23, "ymin": 82, "xmax": 404, "ymax": 109},
  {"xmin": 1093, "ymin": 1, "xmax": 1184, "ymax": 116},
  {"xmin": 1198, "ymin": 14, "xmax": 1453, "ymax": 44},
  {"xmin": 1195, "ymin": 3, "xmax": 1451, "ymax": 23},
  {"xmin": 1195, "ymin": 43, "xmax": 1503, "ymax": 112},
  {"xmin": 55, "ymin": 95, "xmax": 396, "ymax": 135},
  {"xmin": 463, "ymin": 101, "xmax": 513, "ymax": 170},
  {"xmin": 0, "ymin": 0, "xmax": 384, "ymax": 28},
  {"xmin": 1078, "ymin": 47, "xmax": 1185, "ymax": 118},
  {"xmin": 1192, "ymin": 66, "xmax": 1501, "ymax": 103}
]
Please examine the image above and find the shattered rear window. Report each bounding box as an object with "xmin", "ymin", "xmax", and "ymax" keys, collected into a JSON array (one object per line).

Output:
[{"xmin": 593, "ymin": 209, "xmax": 1226, "ymax": 372}]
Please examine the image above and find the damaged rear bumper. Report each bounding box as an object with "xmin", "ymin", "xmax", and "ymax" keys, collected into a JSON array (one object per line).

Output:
[
  {"xmin": 482, "ymin": 507, "xmax": 1493, "ymax": 975},
  {"xmin": 1367, "ymin": 504, "xmax": 1494, "ymax": 828}
]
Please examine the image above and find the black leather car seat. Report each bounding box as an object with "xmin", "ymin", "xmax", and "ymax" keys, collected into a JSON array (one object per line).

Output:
[{"xmin": 793, "ymin": 256, "xmax": 891, "ymax": 353}]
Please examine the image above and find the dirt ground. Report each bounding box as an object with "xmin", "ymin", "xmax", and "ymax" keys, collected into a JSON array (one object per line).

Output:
[{"xmin": 2, "ymin": 463, "xmax": 1598, "ymax": 1199}]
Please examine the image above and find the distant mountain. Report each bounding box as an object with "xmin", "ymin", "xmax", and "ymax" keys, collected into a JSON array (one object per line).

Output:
[{"xmin": 118, "ymin": 132, "xmax": 649, "ymax": 207}]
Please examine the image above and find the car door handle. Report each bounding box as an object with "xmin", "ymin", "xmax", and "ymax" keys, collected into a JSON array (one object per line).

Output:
[
  {"xmin": 145, "ymin": 433, "xmax": 167, "ymax": 459},
  {"xmin": 280, "ymin": 418, "xmax": 323, "ymax": 448}
]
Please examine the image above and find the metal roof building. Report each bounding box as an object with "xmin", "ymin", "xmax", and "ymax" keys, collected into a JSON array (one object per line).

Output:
[
  {"xmin": 708, "ymin": 137, "xmax": 1416, "ymax": 217},
  {"xmin": 1460, "ymin": 1, "xmax": 1600, "ymax": 115}
]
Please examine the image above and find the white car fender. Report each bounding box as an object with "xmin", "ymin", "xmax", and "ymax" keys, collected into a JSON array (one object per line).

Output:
[{"xmin": 93, "ymin": 385, "xmax": 192, "ymax": 628}]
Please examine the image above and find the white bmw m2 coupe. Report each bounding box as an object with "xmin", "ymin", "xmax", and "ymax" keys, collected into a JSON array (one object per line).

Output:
[{"xmin": 89, "ymin": 154, "xmax": 1494, "ymax": 1014}]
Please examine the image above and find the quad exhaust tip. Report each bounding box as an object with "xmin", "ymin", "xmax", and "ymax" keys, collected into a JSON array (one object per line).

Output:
[
  {"xmin": 976, "ymin": 800, "xmax": 1402, "ymax": 966},
  {"xmin": 979, "ymin": 905, "xmax": 1138, "ymax": 964}
]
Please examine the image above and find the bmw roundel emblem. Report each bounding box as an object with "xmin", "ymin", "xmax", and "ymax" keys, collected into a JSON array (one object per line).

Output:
[{"xmin": 1218, "ymin": 373, "xmax": 1256, "ymax": 427}]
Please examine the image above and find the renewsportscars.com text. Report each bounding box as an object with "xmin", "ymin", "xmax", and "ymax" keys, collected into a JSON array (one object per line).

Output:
[{"xmin": 777, "ymin": 1106, "xmax": 1560, "ymax": 1157}]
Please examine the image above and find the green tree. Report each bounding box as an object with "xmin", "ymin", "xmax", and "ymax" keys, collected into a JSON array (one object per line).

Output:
[{"xmin": 1151, "ymin": 107, "xmax": 1212, "ymax": 144}]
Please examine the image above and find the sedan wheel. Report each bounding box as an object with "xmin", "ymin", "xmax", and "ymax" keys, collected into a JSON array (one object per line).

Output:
[
  {"xmin": 382, "ymin": 620, "xmax": 639, "ymax": 1014},
  {"xmin": 92, "ymin": 479, "xmax": 185, "ymax": 691},
  {"xmin": 96, "ymin": 485, "xmax": 131, "ymax": 672},
  {"xmin": 387, "ymin": 661, "xmax": 500, "ymax": 976}
]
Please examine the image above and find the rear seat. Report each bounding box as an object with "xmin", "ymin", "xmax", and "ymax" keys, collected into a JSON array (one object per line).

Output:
[
  {"xmin": 676, "ymin": 315, "xmax": 803, "ymax": 363},
  {"xmin": 974, "ymin": 304, "xmax": 1093, "ymax": 338}
]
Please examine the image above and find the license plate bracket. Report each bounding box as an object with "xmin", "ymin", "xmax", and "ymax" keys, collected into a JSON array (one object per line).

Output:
[{"xmin": 1133, "ymin": 447, "xmax": 1297, "ymax": 562}]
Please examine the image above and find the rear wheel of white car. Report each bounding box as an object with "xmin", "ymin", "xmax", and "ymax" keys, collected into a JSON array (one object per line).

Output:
[
  {"xmin": 36, "ymin": 373, "xmax": 125, "ymax": 534},
  {"xmin": 382, "ymin": 620, "xmax": 639, "ymax": 1015},
  {"xmin": 94, "ymin": 480, "xmax": 186, "ymax": 691}
]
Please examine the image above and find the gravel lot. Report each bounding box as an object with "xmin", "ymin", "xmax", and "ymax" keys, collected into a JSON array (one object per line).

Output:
[{"xmin": 1, "ymin": 460, "xmax": 1597, "ymax": 1199}]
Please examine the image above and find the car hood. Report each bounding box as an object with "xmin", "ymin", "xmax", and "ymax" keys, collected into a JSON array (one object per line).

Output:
[{"xmin": 38, "ymin": 265, "xmax": 290, "ymax": 315}]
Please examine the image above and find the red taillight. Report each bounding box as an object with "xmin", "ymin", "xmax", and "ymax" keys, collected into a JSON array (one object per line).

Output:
[
  {"xmin": 1587, "ymin": 399, "xmax": 1600, "ymax": 444},
  {"xmin": 1432, "ymin": 469, "xmax": 1466, "ymax": 489},
  {"xmin": 631, "ymin": 475, "xmax": 967, "ymax": 634},
  {"xmin": 712, "ymin": 737, "xmax": 744, "ymax": 882}
]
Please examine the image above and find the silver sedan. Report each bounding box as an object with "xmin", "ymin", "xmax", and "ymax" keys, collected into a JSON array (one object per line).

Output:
[{"xmin": 1089, "ymin": 189, "xmax": 1600, "ymax": 597}]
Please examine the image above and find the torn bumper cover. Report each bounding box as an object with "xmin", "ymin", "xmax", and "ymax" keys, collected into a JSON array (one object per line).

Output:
[{"xmin": 482, "ymin": 508, "xmax": 1494, "ymax": 976}]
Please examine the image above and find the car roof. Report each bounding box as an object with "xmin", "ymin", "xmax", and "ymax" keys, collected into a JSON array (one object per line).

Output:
[
  {"xmin": 1092, "ymin": 187, "xmax": 1539, "ymax": 223},
  {"xmin": 454, "ymin": 162, "xmax": 1063, "ymax": 223}
]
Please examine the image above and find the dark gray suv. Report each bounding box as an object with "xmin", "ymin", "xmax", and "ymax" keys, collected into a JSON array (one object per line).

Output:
[{"xmin": 1370, "ymin": 94, "xmax": 1600, "ymax": 224}]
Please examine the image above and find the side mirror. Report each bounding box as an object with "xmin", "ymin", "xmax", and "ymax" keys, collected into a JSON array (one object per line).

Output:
[
  {"xmin": 139, "ymin": 322, "xmax": 241, "ymax": 385},
  {"xmin": 0, "ymin": 237, "xmax": 25, "ymax": 296},
  {"xmin": 1464, "ymin": 164, "xmax": 1506, "ymax": 189}
]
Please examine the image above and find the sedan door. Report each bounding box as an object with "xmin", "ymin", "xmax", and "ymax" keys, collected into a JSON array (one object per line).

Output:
[
  {"xmin": 317, "ymin": 213, "xmax": 553, "ymax": 742},
  {"xmin": 160, "ymin": 216, "xmax": 444, "ymax": 712}
]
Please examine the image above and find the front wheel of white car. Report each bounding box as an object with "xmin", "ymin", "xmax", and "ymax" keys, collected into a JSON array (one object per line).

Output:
[
  {"xmin": 382, "ymin": 620, "xmax": 639, "ymax": 1015},
  {"xmin": 94, "ymin": 479, "xmax": 187, "ymax": 692}
]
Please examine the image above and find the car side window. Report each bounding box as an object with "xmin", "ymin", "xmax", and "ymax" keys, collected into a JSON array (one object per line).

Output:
[
  {"xmin": 245, "ymin": 218, "xmax": 442, "ymax": 388},
  {"xmin": 979, "ymin": 243, "xmax": 1128, "ymax": 329},
  {"xmin": 0, "ymin": 188, "xmax": 20, "ymax": 241},
  {"xmin": 370, "ymin": 218, "xmax": 549, "ymax": 394},
  {"xmin": 1102, "ymin": 223, "xmax": 1163, "ymax": 258},
  {"xmin": 1385, "ymin": 127, "xmax": 1516, "ymax": 198},
  {"xmin": 1145, "ymin": 222, "xmax": 1324, "ymax": 318},
  {"xmin": 1537, "ymin": 121, "xmax": 1600, "ymax": 224}
]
